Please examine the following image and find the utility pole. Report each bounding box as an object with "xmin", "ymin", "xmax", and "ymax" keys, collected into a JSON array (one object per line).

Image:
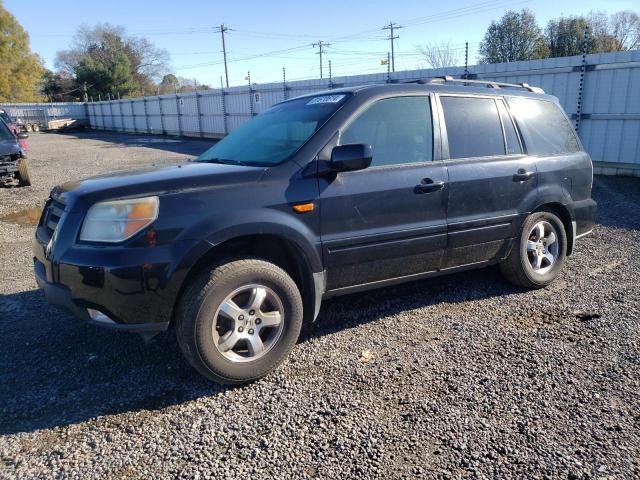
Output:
[
  {"xmin": 216, "ymin": 24, "xmax": 230, "ymax": 88},
  {"xmin": 382, "ymin": 22, "xmax": 402, "ymax": 72},
  {"xmin": 312, "ymin": 40, "xmax": 330, "ymax": 79}
]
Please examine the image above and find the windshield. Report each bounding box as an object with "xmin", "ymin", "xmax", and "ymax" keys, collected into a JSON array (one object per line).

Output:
[
  {"xmin": 0, "ymin": 111, "xmax": 12, "ymax": 124},
  {"xmin": 0, "ymin": 120, "xmax": 14, "ymax": 141},
  {"xmin": 197, "ymin": 93, "xmax": 350, "ymax": 166}
]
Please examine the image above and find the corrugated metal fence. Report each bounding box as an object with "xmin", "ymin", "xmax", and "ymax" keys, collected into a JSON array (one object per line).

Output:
[{"xmin": 2, "ymin": 50, "xmax": 639, "ymax": 171}]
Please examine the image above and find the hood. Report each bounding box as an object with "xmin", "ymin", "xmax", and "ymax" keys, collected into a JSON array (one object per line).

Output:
[{"xmin": 53, "ymin": 161, "xmax": 265, "ymax": 209}]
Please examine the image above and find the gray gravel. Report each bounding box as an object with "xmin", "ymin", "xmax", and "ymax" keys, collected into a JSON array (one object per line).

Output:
[{"xmin": 1, "ymin": 132, "xmax": 639, "ymax": 479}]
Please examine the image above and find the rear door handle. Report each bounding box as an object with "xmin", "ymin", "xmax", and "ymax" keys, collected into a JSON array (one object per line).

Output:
[
  {"xmin": 513, "ymin": 170, "xmax": 535, "ymax": 182},
  {"xmin": 415, "ymin": 178, "xmax": 445, "ymax": 194}
]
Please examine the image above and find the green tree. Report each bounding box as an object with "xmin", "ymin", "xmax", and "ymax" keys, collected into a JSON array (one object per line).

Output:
[
  {"xmin": 545, "ymin": 14, "xmax": 625, "ymax": 57},
  {"xmin": 56, "ymin": 23, "xmax": 169, "ymax": 98},
  {"xmin": 479, "ymin": 9, "xmax": 549, "ymax": 64},
  {"xmin": 545, "ymin": 16, "xmax": 596, "ymax": 57},
  {"xmin": 0, "ymin": 4, "xmax": 44, "ymax": 101},
  {"xmin": 159, "ymin": 73, "xmax": 179, "ymax": 93},
  {"xmin": 41, "ymin": 70, "xmax": 79, "ymax": 102}
]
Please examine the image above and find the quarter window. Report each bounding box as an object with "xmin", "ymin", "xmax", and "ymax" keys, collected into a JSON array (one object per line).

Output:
[
  {"xmin": 340, "ymin": 96, "xmax": 433, "ymax": 167},
  {"xmin": 507, "ymin": 97, "xmax": 580, "ymax": 155},
  {"xmin": 441, "ymin": 96, "xmax": 505, "ymax": 159}
]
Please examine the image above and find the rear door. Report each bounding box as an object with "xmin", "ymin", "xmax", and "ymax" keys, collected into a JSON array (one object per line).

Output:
[
  {"xmin": 319, "ymin": 95, "xmax": 447, "ymax": 291},
  {"xmin": 436, "ymin": 94, "xmax": 537, "ymax": 268}
]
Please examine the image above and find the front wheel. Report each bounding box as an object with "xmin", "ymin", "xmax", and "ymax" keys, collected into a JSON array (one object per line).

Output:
[
  {"xmin": 16, "ymin": 158, "xmax": 31, "ymax": 187},
  {"xmin": 500, "ymin": 210, "xmax": 567, "ymax": 288},
  {"xmin": 176, "ymin": 259, "xmax": 303, "ymax": 384}
]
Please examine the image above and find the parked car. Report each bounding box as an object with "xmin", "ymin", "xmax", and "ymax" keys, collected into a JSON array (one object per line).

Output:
[
  {"xmin": 34, "ymin": 78, "xmax": 596, "ymax": 384},
  {"xmin": 0, "ymin": 109, "xmax": 28, "ymax": 152},
  {"xmin": 0, "ymin": 118, "xmax": 30, "ymax": 186}
]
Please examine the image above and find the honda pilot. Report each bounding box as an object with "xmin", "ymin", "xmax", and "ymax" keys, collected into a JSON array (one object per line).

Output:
[{"xmin": 34, "ymin": 78, "xmax": 596, "ymax": 384}]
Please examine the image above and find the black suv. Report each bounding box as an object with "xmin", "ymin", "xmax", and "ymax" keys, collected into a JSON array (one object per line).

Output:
[{"xmin": 34, "ymin": 79, "xmax": 596, "ymax": 384}]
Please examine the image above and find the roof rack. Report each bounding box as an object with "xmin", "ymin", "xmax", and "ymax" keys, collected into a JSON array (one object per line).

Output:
[{"xmin": 409, "ymin": 76, "xmax": 544, "ymax": 94}]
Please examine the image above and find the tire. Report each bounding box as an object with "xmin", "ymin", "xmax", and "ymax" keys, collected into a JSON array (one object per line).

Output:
[
  {"xmin": 16, "ymin": 158, "xmax": 31, "ymax": 187},
  {"xmin": 500, "ymin": 210, "xmax": 567, "ymax": 288},
  {"xmin": 32, "ymin": 124, "xmax": 40, "ymax": 132},
  {"xmin": 176, "ymin": 258, "xmax": 303, "ymax": 384}
]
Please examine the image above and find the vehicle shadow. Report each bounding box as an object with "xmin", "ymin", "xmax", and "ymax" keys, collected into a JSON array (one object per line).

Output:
[
  {"xmin": 592, "ymin": 175, "xmax": 640, "ymax": 231},
  {"xmin": 50, "ymin": 130, "xmax": 217, "ymax": 157},
  {"xmin": 0, "ymin": 266, "xmax": 519, "ymax": 435}
]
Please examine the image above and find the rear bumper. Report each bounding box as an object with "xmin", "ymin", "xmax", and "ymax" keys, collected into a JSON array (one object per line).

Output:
[{"xmin": 572, "ymin": 198, "xmax": 597, "ymax": 237}]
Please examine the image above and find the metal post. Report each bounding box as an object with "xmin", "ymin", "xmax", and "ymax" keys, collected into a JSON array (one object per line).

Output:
[
  {"xmin": 328, "ymin": 60, "xmax": 333, "ymax": 89},
  {"xmin": 221, "ymin": 89, "xmax": 228, "ymax": 135},
  {"xmin": 282, "ymin": 67, "xmax": 288, "ymax": 100},
  {"xmin": 118, "ymin": 92, "xmax": 123, "ymax": 131},
  {"xmin": 464, "ymin": 42, "xmax": 469, "ymax": 79},
  {"xmin": 386, "ymin": 52, "xmax": 391, "ymax": 83},
  {"xmin": 142, "ymin": 95, "xmax": 150, "ymax": 134},
  {"xmin": 175, "ymin": 91, "xmax": 183, "ymax": 136},
  {"xmin": 248, "ymin": 71, "xmax": 255, "ymax": 117},
  {"xmin": 100, "ymin": 99, "xmax": 105, "ymax": 130},
  {"xmin": 108, "ymin": 94, "xmax": 115, "ymax": 130},
  {"xmin": 158, "ymin": 93, "xmax": 166, "ymax": 135},
  {"xmin": 131, "ymin": 99, "xmax": 136, "ymax": 133},
  {"xmin": 575, "ymin": 26, "xmax": 589, "ymax": 133},
  {"xmin": 195, "ymin": 89, "xmax": 203, "ymax": 137}
]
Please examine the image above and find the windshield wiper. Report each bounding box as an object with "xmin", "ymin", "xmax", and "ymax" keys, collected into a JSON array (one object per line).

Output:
[{"xmin": 197, "ymin": 157, "xmax": 242, "ymax": 165}]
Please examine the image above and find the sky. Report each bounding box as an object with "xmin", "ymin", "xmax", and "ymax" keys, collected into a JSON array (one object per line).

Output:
[{"xmin": 6, "ymin": 0, "xmax": 638, "ymax": 88}]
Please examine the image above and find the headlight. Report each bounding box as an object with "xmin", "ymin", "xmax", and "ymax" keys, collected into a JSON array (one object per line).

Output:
[{"xmin": 79, "ymin": 196, "xmax": 159, "ymax": 243}]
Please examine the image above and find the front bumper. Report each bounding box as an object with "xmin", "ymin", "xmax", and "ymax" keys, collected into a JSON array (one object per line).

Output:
[{"xmin": 34, "ymin": 257, "xmax": 169, "ymax": 333}]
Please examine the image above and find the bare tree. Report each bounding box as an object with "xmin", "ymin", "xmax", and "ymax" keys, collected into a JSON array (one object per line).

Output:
[
  {"xmin": 416, "ymin": 40, "xmax": 460, "ymax": 68},
  {"xmin": 609, "ymin": 10, "xmax": 640, "ymax": 50}
]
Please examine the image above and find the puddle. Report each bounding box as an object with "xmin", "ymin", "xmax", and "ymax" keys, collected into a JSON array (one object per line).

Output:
[{"xmin": 0, "ymin": 207, "xmax": 42, "ymax": 226}]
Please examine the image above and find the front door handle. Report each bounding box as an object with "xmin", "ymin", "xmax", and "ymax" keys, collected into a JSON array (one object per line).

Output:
[
  {"xmin": 415, "ymin": 178, "xmax": 445, "ymax": 194},
  {"xmin": 513, "ymin": 169, "xmax": 535, "ymax": 182}
]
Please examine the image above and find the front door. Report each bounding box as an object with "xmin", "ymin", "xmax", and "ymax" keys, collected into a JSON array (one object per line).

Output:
[
  {"xmin": 437, "ymin": 94, "xmax": 537, "ymax": 268},
  {"xmin": 319, "ymin": 95, "xmax": 447, "ymax": 291}
]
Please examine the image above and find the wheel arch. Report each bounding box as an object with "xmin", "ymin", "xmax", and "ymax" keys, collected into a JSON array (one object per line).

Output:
[{"xmin": 171, "ymin": 233, "xmax": 322, "ymax": 327}]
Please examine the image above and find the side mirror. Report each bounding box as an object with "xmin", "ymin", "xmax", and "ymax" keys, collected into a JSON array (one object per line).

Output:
[
  {"xmin": 17, "ymin": 132, "xmax": 29, "ymax": 139},
  {"xmin": 330, "ymin": 144, "xmax": 372, "ymax": 172}
]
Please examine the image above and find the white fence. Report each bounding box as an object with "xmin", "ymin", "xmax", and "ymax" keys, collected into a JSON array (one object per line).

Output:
[
  {"xmin": 0, "ymin": 102, "xmax": 88, "ymax": 124},
  {"xmin": 2, "ymin": 50, "xmax": 639, "ymax": 170}
]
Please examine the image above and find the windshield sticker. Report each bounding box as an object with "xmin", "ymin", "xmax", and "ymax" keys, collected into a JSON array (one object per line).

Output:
[{"xmin": 306, "ymin": 94, "xmax": 345, "ymax": 105}]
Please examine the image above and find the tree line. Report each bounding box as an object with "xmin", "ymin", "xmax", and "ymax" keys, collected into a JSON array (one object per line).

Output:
[
  {"xmin": 0, "ymin": 3, "xmax": 638, "ymax": 103},
  {"xmin": 419, "ymin": 9, "xmax": 639, "ymax": 68}
]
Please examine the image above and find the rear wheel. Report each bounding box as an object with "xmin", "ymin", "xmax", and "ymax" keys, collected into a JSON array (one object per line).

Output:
[
  {"xmin": 176, "ymin": 258, "xmax": 303, "ymax": 384},
  {"xmin": 16, "ymin": 158, "xmax": 31, "ymax": 187},
  {"xmin": 500, "ymin": 210, "xmax": 567, "ymax": 288}
]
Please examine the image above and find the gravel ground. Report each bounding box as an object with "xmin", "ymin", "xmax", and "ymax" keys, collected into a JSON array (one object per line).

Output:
[{"xmin": 1, "ymin": 132, "xmax": 639, "ymax": 479}]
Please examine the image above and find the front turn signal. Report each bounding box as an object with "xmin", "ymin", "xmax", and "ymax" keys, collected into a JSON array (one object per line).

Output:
[{"xmin": 292, "ymin": 202, "xmax": 314, "ymax": 213}]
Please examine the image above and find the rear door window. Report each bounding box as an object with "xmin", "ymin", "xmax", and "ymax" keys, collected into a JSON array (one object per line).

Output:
[
  {"xmin": 340, "ymin": 96, "xmax": 433, "ymax": 167},
  {"xmin": 440, "ymin": 96, "xmax": 505, "ymax": 159},
  {"xmin": 507, "ymin": 97, "xmax": 580, "ymax": 155}
]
